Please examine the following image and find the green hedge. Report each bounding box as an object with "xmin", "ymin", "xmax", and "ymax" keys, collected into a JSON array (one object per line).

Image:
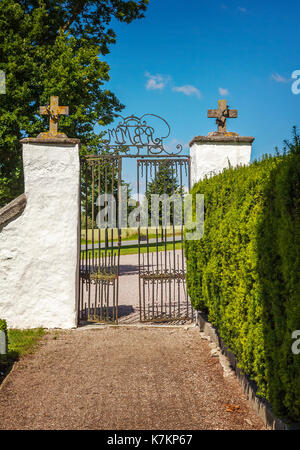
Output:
[{"xmin": 185, "ymin": 130, "xmax": 300, "ymax": 422}]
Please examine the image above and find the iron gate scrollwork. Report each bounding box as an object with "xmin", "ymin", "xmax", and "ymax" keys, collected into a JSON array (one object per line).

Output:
[{"xmin": 78, "ymin": 114, "xmax": 194, "ymax": 325}]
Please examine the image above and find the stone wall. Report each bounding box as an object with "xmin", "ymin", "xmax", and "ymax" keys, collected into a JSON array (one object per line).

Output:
[{"xmin": 0, "ymin": 140, "xmax": 80, "ymax": 329}]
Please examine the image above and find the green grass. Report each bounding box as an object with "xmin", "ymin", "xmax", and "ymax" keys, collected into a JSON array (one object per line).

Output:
[
  {"xmin": 81, "ymin": 232, "xmax": 182, "ymax": 245},
  {"xmin": 0, "ymin": 328, "xmax": 45, "ymax": 383},
  {"xmin": 81, "ymin": 227, "xmax": 183, "ymax": 245},
  {"xmin": 82, "ymin": 241, "xmax": 183, "ymax": 257},
  {"xmin": 7, "ymin": 328, "xmax": 46, "ymax": 355},
  {"xmin": 120, "ymin": 241, "xmax": 182, "ymax": 255}
]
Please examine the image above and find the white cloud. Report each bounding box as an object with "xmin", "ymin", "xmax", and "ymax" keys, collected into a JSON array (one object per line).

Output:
[
  {"xmin": 172, "ymin": 84, "xmax": 201, "ymax": 99},
  {"xmin": 144, "ymin": 74, "xmax": 201, "ymax": 100},
  {"xmin": 219, "ymin": 87, "xmax": 230, "ymax": 96},
  {"xmin": 271, "ymin": 73, "xmax": 290, "ymax": 83},
  {"xmin": 237, "ymin": 6, "xmax": 247, "ymax": 13},
  {"xmin": 145, "ymin": 72, "xmax": 170, "ymax": 90}
]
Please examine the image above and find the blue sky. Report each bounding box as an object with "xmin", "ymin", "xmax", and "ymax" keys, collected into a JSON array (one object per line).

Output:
[{"xmin": 101, "ymin": 0, "xmax": 300, "ymax": 188}]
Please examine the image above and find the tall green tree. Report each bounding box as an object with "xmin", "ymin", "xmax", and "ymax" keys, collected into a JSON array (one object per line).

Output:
[
  {"xmin": 0, "ymin": 0, "xmax": 149, "ymax": 206},
  {"xmin": 145, "ymin": 162, "xmax": 183, "ymax": 226}
]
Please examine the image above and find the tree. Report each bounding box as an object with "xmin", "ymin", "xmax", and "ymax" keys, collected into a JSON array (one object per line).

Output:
[
  {"xmin": 81, "ymin": 158, "xmax": 133, "ymax": 229},
  {"xmin": 0, "ymin": 0, "xmax": 149, "ymax": 206},
  {"xmin": 145, "ymin": 162, "xmax": 183, "ymax": 227}
]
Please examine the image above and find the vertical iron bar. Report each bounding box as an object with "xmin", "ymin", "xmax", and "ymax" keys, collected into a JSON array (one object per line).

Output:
[
  {"xmin": 137, "ymin": 159, "xmax": 142, "ymax": 322},
  {"xmin": 116, "ymin": 156, "xmax": 121, "ymax": 325},
  {"xmin": 92, "ymin": 163, "xmax": 95, "ymax": 268},
  {"xmin": 98, "ymin": 163, "xmax": 101, "ymax": 272}
]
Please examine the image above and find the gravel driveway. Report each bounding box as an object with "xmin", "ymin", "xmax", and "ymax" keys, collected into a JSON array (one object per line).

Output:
[{"xmin": 0, "ymin": 327, "xmax": 265, "ymax": 430}]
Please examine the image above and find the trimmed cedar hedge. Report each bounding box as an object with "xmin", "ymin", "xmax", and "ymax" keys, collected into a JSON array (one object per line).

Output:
[{"xmin": 185, "ymin": 129, "xmax": 300, "ymax": 422}]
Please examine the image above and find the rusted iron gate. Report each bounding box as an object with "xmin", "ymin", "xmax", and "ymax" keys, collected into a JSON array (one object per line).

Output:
[
  {"xmin": 79, "ymin": 155, "xmax": 122, "ymax": 324},
  {"xmin": 78, "ymin": 114, "xmax": 193, "ymax": 324},
  {"xmin": 137, "ymin": 157, "xmax": 193, "ymax": 322}
]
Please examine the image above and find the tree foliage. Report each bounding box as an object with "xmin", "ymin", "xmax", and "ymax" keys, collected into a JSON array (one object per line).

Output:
[
  {"xmin": 145, "ymin": 162, "xmax": 183, "ymax": 226},
  {"xmin": 0, "ymin": 0, "xmax": 149, "ymax": 206}
]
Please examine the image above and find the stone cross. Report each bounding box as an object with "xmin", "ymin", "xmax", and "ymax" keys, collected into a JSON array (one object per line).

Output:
[
  {"xmin": 207, "ymin": 100, "xmax": 238, "ymax": 133},
  {"xmin": 39, "ymin": 96, "xmax": 69, "ymax": 138},
  {"xmin": 0, "ymin": 330, "xmax": 6, "ymax": 355}
]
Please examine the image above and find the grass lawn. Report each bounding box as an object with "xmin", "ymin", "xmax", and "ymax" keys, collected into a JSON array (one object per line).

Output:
[
  {"xmin": 0, "ymin": 328, "xmax": 46, "ymax": 384},
  {"xmin": 82, "ymin": 241, "xmax": 183, "ymax": 257},
  {"xmin": 81, "ymin": 227, "xmax": 183, "ymax": 245},
  {"xmin": 81, "ymin": 233, "xmax": 182, "ymax": 245}
]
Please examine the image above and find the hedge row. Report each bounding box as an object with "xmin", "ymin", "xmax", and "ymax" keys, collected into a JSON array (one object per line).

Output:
[{"xmin": 185, "ymin": 130, "xmax": 300, "ymax": 422}]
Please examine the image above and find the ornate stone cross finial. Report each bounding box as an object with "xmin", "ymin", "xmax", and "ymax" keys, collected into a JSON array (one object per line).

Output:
[
  {"xmin": 38, "ymin": 96, "xmax": 69, "ymax": 139},
  {"xmin": 207, "ymin": 100, "xmax": 238, "ymax": 133}
]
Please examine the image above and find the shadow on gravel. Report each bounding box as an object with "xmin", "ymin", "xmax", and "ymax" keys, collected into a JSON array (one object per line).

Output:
[
  {"xmin": 119, "ymin": 264, "xmax": 139, "ymax": 276},
  {"xmin": 78, "ymin": 305, "xmax": 136, "ymax": 326},
  {"xmin": 0, "ymin": 351, "xmax": 19, "ymax": 386},
  {"xmin": 118, "ymin": 305, "xmax": 135, "ymax": 317}
]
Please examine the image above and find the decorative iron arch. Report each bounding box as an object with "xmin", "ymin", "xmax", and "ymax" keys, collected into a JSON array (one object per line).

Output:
[{"xmin": 101, "ymin": 114, "xmax": 184, "ymax": 156}]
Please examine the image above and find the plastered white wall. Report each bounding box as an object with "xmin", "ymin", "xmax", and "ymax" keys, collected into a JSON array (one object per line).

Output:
[
  {"xmin": 0, "ymin": 143, "xmax": 80, "ymax": 329},
  {"xmin": 190, "ymin": 141, "xmax": 252, "ymax": 186}
]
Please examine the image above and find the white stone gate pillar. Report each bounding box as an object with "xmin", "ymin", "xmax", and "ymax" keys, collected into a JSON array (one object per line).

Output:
[
  {"xmin": 189, "ymin": 100, "xmax": 255, "ymax": 186},
  {"xmin": 0, "ymin": 97, "xmax": 80, "ymax": 329},
  {"xmin": 190, "ymin": 134, "xmax": 254, "ymax": 186}
]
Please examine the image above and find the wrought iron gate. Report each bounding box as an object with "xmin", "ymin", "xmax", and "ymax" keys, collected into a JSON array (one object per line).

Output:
[
  {"xmin": 79, "ymin": 155, "xmax": 121, "ymax": 324},
  {"xmin": 78, "ymin": 114, "xmax": 194, "ymax": 325},
  {"xmin": 137, "ymin": 157, "xmax": 193, "ymax": 322}
]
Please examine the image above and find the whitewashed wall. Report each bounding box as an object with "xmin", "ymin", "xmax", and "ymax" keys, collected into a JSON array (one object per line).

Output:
[
  {"xmin": 190, "ymin": 138, "xmax": 253, "ymax": 186},
  {"xmin": 0, "ymin": 141, "xmax": 80, "ymax": 329}
]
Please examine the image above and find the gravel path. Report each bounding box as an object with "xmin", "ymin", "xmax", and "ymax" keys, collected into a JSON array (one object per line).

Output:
[
  {"xmin": 0, "ymin": 327, "xmax": 265, "ymax": 430},
  {"xmin": 119, "ymin": 253, "xmax": 139, "ymax": 306}
]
